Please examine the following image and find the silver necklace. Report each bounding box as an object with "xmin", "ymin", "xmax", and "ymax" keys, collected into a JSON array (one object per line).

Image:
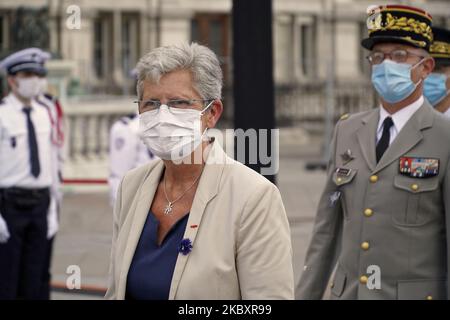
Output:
[{"xmin": 163, "ymin": 171, "xmax": 202, "ymax": 215}]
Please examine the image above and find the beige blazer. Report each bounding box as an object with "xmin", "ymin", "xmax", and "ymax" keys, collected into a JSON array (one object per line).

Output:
[{"xmin": 105, "ymin": 140, "xmax": 294, "ymax": 300}]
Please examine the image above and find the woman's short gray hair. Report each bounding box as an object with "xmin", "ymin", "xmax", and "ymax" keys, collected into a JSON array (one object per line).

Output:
[{"xmin": 136, "ymin": 42, "xmax": 223, "ymax": 100}]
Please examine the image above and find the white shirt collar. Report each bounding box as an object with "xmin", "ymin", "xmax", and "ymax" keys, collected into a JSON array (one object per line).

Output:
[
  {"xmin": 377, "ymin": 95, "xmax": 424, "ymax": 136},
  {"xmin": 6, "ymin": 92, "xmax": 37, "ymax": 111}
]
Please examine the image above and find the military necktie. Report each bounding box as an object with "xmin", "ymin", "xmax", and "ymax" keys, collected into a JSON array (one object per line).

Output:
[
  {"xmin": 376, "ymin": 116, "xmax": 394, "ymax": 163},
  {"xmin": 23, "ymin": 107, "xmax": 41, "ymax": 178}
]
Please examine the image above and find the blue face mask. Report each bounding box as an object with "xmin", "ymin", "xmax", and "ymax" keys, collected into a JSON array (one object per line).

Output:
[
  {"xmin": 424, "ymin": 73, "xmax": 448, "ymax": 106},
  {"xmin": 371, "ymin": 59, "xmax": 423, "ymax": 104}
]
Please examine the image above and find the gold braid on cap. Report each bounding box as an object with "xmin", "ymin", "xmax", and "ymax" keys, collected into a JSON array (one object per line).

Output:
[
  {"xmin": 430, "ymin": 41, "xmax": 450, "ymax": 57},
  {"xmin": 368, "ymin": 13, "xmax": 433, "ymax": 46}
]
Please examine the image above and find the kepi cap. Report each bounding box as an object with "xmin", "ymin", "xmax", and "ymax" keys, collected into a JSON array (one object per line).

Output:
[{"xmin": 361, "ymin": 4, "xmax": 433, "ymax": 51}]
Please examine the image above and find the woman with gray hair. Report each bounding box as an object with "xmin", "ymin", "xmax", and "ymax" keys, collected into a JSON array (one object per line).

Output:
[{"xmin": 105, "ymin": 42, "xmax": 294, "ymax": 300}]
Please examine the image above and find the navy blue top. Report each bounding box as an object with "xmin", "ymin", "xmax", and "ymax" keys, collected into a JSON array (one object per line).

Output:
[{"xmin": 125, "ymin": 211, "xmax": 189, "ymax": 300}]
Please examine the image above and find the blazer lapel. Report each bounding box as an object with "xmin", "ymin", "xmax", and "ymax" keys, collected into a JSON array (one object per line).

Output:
[
  {"xmin": 373, "ymin": 103, "xmax": 434, "ymax": 174},
  {"xmin": 356, "ymin": 110, "xmax": 379, "ymax": 172},
  {"xmin": 117, "ymin": 161, "xmax": 165, "ymax": 298},
  {"xmin": 168, "ymin": 140, "xmax": 229, "ymax": 299}
]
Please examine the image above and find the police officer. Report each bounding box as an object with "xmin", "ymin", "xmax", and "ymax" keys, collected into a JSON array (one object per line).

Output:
[
  {"xmin": 424, "ymin": 27, "xmax": 450, "ymax": 115},
  {"xmin": 108, "ymin": 113, "xmax": 156, "ymax": 206},
  {"xmin": 0, "ymin": 48, "xmax": 59, "ymax": 299},
  {"xmin": 297, "ymin": 5, "xmax": 450, "ymax": 299},
  {"xmin": 108, "ymin": 68, "xmax": 156, "ymax": 206}
]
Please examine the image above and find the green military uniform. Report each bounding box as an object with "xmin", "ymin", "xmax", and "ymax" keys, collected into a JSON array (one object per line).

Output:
[{"xmin": 297, "ymin": 5, "xmax": 450, "ymax": 300}]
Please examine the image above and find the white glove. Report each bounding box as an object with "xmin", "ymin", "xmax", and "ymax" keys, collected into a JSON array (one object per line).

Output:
[
  {"xmin": 47, "ymin": 198, "xmax": 59, "ymax": 239},
  {"xmin": 0, "ymin": 213, "xmax": 10, "ymax": 243}
]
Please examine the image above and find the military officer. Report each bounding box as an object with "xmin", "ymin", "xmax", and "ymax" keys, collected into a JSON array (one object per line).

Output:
[
  {"xmin": 424, "ymin": 27, "xmax": 450, "ymax": 115},
  {"xmin": 0, "ymin": 48, "xmax": 59, "ymax": 299},
  {"xmin": 297, "ymin": 5, "xmax": 450, "ymax": 300}
]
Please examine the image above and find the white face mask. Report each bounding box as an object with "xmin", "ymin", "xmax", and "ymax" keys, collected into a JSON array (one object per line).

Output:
[
  {"xmin": 139, "ymin": 101, "xmax": 213, "ymax": 161},
  {"xmin": 16, "ymin": 76, "xmax": 41, "ymax": 99},
  {"xmin": 38, "ymin": 78, "xmax": 48, "ymax": 95}
]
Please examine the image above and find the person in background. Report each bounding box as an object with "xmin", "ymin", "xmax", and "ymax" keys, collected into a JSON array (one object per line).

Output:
[
  {"xmin": 424, "ymin": 27, "xmax": 450, "ymax": 115},
  {"xmin": 108, "ymin": 69, "xmax": 156, "ymax": 207},
  {"xmin": 108, "ymin": 114, "xmax": 156, "ymax": 207},
  {"xmin": 0, "ymin": 48, "xmax": 59, "ymax": 299}
]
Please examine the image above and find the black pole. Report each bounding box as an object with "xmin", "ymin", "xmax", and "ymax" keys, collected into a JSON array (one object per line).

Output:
[{"xmin": 232, "ymin": 0, "xmax": 276, "ymax": 183}]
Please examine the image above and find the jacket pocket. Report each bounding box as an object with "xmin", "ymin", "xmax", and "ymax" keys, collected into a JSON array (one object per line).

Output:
[
  {"xmin": 330, "ymin": 264, "xmax": 347, "ymax": 298},
  {"xmin": 397, "ymin": 279, "xmax": 447, "ymax": 300},
  {"xmin": 392, "ymin": 175, "xmax": 439, "ymax": 226}
]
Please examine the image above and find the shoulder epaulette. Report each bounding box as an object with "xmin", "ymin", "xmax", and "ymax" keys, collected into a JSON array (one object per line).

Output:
[
  {"xmin": 43, "ymin": 93, "xmax": 55, "ymax": 101},
  {"xmin": 120, "ymin": 117, "xmax": 130, "ymax": 125}
]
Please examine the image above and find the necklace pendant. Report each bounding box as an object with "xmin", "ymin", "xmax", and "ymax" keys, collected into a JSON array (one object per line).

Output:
[{"xmin": 164, "ymin": 202, "xmax": 173, "ymax": 215}]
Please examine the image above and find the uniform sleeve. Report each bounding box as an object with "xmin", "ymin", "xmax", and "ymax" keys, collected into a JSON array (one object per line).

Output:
[
  {"xmin": 236, "ymin": 182, "xmax": 295, "ymax": 300},
  {"xmin": 105, "ymin": 177, "xmax": 124, "ymax": 299},
  {"xmin": 108, "ymin": 122, "xmax": 137, "ymax": 207},
  {"xmin": 47, "ymin": 141, "xmax": 62, "ymax": 239},
  {"xmin": 295, "ymin": 121, "xmax": 344, "ymax": 300},
  {"xmin": 45, "ymin": 98, "xmax": 64, "ymax": 237},
  {"xmin": 54, "ymin": 98, "xmax": 65, "ymax": 172}
]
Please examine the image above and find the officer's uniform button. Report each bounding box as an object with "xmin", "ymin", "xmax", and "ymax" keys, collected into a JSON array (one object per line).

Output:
[
  {"xmin": 370, "ymin": 175, "xmax": 378, "ymax": 183},
  {"xmin": 331, "ymin": 282, "xmax": 335, "ymax": 289},
  {"xmin": 337, "ymin": 177, "xmax": 342, "ymax": 183},
  {"xmin": 364, "ymin": 208, "xmax": 373, "ymax": 217},
  {"xmin": 360, "ymin": 276, "xmax": 368, "ymax": 285},
  {"xmin": 361, "ymin": 242, "xmax": 370, "ymax": 250},
  {"xmin": 426, "ymin": 295, "xmax": 433, "ymax": 300},
  {"xmin": 411, "ymin": 184, "xmax": 419, "ymax": 191},
  {"xmin": 340, "ymin": 113, "xmax": 349, "ymax": 120}
]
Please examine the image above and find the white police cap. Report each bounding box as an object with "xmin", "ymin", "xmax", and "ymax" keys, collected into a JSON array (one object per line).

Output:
[{"xmin": 0, "ymin": 47, "xmax": 50, "ymax": 75}]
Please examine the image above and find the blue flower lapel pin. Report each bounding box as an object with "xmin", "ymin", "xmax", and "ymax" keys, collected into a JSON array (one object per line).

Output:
[{"xmin": 178, "ymin": 238, "xmax": 193, "ymax": 256}]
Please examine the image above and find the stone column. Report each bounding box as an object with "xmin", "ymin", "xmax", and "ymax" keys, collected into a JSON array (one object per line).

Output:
[
  {"xmin": 112, "ymin": 10, "xmax": 123, "ymax": 90},
  {"xmin": 47, "ymin": 0, "xmax": 60, "ymax": 54}
]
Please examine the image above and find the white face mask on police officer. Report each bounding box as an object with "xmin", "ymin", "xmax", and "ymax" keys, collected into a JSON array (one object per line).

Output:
[
  {"xmin": 38, "ymin": 77, "xmax": 48, "ymax": 95},
  {"xmin": 15, "ymin": 76, "xmax": 41, "ymax": 99},
  {"xmin": 139, "ymin": 101, "xmax": 213, "ymax": 161}
]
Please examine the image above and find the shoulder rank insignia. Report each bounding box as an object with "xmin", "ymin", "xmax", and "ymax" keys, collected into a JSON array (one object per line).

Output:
[
  {"xmin": 120, "ymin": 117, "xmax": 130, "ymax": 125},
  {"xmin": 335, "ymin": 167, "xmax": 351, "ymax": 176},
  {"xmin": 399, "ymin": 157, "xmax": 439, "ymax": 178},
  {"xmin": 43, "ymin": 93, "xmax": 54, "ymax": 101}
]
